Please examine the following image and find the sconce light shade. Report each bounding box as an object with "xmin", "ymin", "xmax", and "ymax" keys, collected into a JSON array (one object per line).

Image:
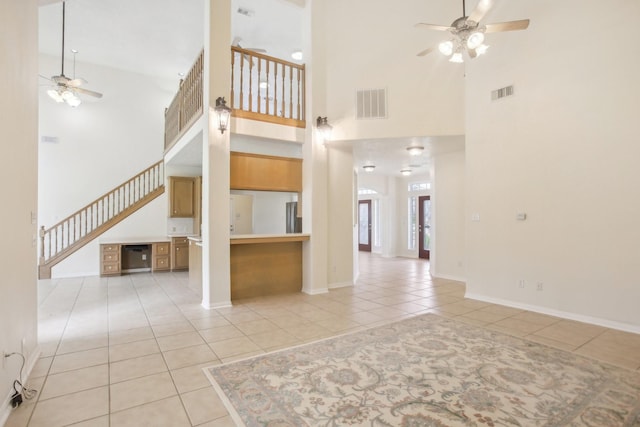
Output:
[
  {"xmin": 406, "ymin": 146, "xmax": 424, "ymax": 156},
  {"xmin": 400, "ymin": 169, "xmax": 412, "ymax": 176},
  {"xmin": 316, "ymin": 116, "xmax": 333, "ymax": 140},
  {"xmin": 214, "ymin": 97, "xmax": 232, "ymax": 134},
  {"xmin": 363, "ymin": 165, "xmax": 376, "ymax": 173}
]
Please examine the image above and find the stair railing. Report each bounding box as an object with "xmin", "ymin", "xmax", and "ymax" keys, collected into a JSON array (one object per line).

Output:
[{"xmin": 39, "ymin": 160, "xmax": 165, "ymax": 276}]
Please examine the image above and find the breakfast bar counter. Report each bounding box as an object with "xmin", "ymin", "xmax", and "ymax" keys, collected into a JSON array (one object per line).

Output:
[{"xmin": 230, "ymin": 233, "xmax": 310, "ymax": 299}]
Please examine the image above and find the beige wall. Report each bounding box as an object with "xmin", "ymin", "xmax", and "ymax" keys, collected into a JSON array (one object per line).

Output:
[
  {"xmin": 0, "ymin": 0, "xmax": 39, "ymax": 421},
  {"xmin": 433, "ymin": 150, "xmax": 465, "ymax": 280},
  {"xmin": 465, "ymin": 0, "xmax": 640, "ymax": 330},
  {"xmin": 321, "ymin": 0, "xmax": 465, "ymax": 140}
]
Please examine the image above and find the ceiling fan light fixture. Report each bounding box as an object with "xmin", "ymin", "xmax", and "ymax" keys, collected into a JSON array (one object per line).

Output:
[
  {"xmin": 466, "ymin": 31, "xmax": 485, "ymax": 49},
  {"xmin": 449, "ymin": 52, "xmax": 464, "ymax": 63},
  {"xmin": 438, "ymin": 40, "xmax": 454, "ymax": 56},
  {"xmin": 47, "ymin": 89, "xmax": 64, "ymax": 103},
  {"xmin": 363, "ymin": 165, "xmax": 376, "ymax": 173},
  {"xmin": 475, "ymin": 44, "xmax": 489, "ymax": 55},
  {"xmin": 65, "ymin": 94, "xmax": 81, "ymax": 108},
  {"xmin": 291, "ymin": 50, "xmax": 303, "ymax": 61}
]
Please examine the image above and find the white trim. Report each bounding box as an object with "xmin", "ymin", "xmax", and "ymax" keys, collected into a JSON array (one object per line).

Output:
[
  {"xmin": 0, "ymin": 346, "xmax": 41, "ymax": 426},
  {"xmin": 302, "ymin": 287, "xmax": 328, "ymax": 295},
  {"xmin": 328, "ymin": 281, "xmax": 353, "ymax": 289},
  {"xmin": 432, "ymin": 273, "xmax": 466, "ymax": 282},
  {"xmin": 465, "ymin": 293, "xmax": 640, "ymax": 334},
  {"xmin": 201, "ymin": 300, "xmax": 232, "ymax": 310}
]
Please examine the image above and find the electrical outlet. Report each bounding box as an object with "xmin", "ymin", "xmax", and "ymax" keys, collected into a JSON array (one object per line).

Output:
[
  {"xmin": 537, "ymin": 282, "xmax": 544, "ymax": 291},
  {"xmin": 518, "ymin": 280, "xmax": 525, "ymax": 289}
]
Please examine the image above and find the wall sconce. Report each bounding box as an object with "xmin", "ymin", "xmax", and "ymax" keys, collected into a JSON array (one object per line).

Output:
[
  {"xmin": 214, "ymin": 97, "xmax": 232, "ymax": 134},
  {"xmin": 400, "ymin": 169, "xmax": 412, "ymax": 176},
  {"xmin": 362, "ymin": 164, "xmax": 376, "ymax": 173},
  {"xmin": 406, "ymin": 146, "xmax": 424, "ymax": 156},
  {"xmin": 316, "ymin": 116, "xmax": 333, "ymax": 140}
]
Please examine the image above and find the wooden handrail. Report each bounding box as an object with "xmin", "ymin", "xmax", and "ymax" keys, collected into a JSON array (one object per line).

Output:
[
  {"xmin": 165, "ymin": 50, "xmax": 204, "ymax": 150},
  {"xmin": 39, "ymin": 160, "xmax": 165, "ymax": 278},
  {"xmin": 231, "ymin": 46, "xmax": 305, "ymax": 128}
]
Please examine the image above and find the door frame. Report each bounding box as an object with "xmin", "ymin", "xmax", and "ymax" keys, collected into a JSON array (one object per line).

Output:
[
  {"xmin": 358, "ymin": 199, "xmax": 372, "ymax": 252},
  {"xmin": 418, "ymin": 195, "xmax": 430, "ymax": 259}
]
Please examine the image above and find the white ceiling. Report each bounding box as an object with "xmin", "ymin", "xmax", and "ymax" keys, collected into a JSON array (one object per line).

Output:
[{"xmin": 38, "ymin": 0, "xmax": 464, "ymax": 178}]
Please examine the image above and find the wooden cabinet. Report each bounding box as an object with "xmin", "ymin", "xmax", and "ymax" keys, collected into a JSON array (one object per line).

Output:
[
  {"xmin": 169, "ymin": 176, "xmax": 195, "ymax": 217},
  {"xmin": 152, "ymin": 242, "xmax": 171, "ymax": 271},
  {"xmin": 100, "ymin": 244, "xmax": 121, "ymax": 276},
  {"xmin": 171, "ymin": 236, "xmax": 189, "ymax": 271},
  {"xmin": 230, "ymin": 152, "xmax": 302, "ymax": 192}
]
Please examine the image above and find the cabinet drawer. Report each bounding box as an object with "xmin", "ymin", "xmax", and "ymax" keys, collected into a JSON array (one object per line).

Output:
[
  {"xmin": 171, "ymin": 237, "xmax": 189, "ymax": 245},
  {"xmin": 102, "ymin": 252, "xmax": 120, "ymax": 262},
  {"xmin": 154, "ymin": 242, "xmax": 170, "ymax": 255},
  {"xmin": 153, "ymin": 255, "xmax": 170, "ymax": 270},
  {"xmin": 102, "ymin": 244, "xmax": 120, "ymax": 253},
  {"xmin": 101, "ymin": 262, "xmax": 120, "ymax": 275}
]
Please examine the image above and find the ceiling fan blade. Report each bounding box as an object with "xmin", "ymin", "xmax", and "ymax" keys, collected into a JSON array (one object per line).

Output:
[
  {"xmin": 416, "ymin": 46, "xmax": 436, "ymax": 57},
  {"xmin": 74, "ymin": 87, "xmax": 103, "ymax": 98},
  {"xmin": 414, "ymin": 23, "xmax": 452, "ymax": 32},
  {"xmin": 467, "ymin": 0, "xmax": 494, "ymax": 24},
  {"xmin": 67, "ymin": 78, "xmax": 88, "ymax": 87},
  {"xmin": 485, "ymin": 19, "xmax": 530, "ymax": 33}
]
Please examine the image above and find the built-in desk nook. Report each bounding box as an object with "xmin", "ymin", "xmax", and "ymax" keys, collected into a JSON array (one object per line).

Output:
[
  {"xmin": 100, "ymin": 236, "xmax": 190, "ymax": 276},
  {"xmin": 230, "ymin": 233, "xmax": 310, "ymax": 299}
]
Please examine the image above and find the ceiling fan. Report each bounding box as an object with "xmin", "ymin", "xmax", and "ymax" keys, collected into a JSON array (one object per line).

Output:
[
  {"xmin": 44, "ymin": 1, "xmax": 103, "ymax": 107},
  {"xmin": 415, "ymin": 0, "xmax": 529, "ymax": 63}
]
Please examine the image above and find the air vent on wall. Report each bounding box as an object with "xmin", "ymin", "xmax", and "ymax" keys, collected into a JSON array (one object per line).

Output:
[
  {"xmin": 356, "ymin": 88, "xmax": 387, "ymax": 119},
  {"xmin": 491, "ymin": 85, "xmax": 514, "ymax": 101}
]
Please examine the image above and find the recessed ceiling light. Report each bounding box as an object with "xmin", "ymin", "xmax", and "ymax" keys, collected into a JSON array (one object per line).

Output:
[
  {"xmin": 400, "ymin": 169, "xmax": 412, "ymax": 176},
  {"xmin": 406, "ymin": 146, "xmax": 424, "ymax": 156},
  {"xmin": 291, "ymin": 50, "xmax": 303, "ymax": 61},
  {"xmin": 363, "ymin": 165, "xmax": 375, "ymax": 172}
]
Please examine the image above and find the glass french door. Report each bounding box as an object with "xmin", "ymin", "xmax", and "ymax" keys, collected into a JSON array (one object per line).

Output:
[
  {"xmin": 358, "ymin": 200, "xmax": 372, "ymax": 252},
  {"xmin": 418, "ymin": 195, "xmax": 431, "ymax": 259}
]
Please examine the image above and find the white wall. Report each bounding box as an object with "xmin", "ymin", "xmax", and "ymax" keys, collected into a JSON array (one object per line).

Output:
[
  {"xmin": 465, "ymin": 0, "xmax": 640, "ymax": 330},
  {"xmin": 38, "ymin": 55, "xmax": 175, "ymax": 277},
  {"xmin": 432, "ymin": 150, "xmax": 465, "ymax": 281},
  {"xmin": 321, "ymin": 0, "xmax": 464, "ymax": 141},
  {"xmin": 327, "ymin": 146, "xmax": 355, "ymax": 287},
  {"xmin": 0, "ymin": 0, "xmax": 39, "ymax": 423}
]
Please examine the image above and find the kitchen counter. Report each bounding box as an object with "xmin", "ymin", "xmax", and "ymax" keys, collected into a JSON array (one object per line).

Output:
[
  {"xmin": 100, "ymin": 236, "xmax": 171, "ymax": 244},
  {"xmin": 230, "ymin": 234, "xmax": 310, "ymax": 299},
  {"xmin": 230, "ymin": 233, "xmax": 310, "ymax": 245}
]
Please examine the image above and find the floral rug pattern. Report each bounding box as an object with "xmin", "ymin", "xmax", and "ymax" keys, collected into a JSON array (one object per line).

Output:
[{"xmin": 206, "ymin": 314, "xmax": 640, "ymax": 426}]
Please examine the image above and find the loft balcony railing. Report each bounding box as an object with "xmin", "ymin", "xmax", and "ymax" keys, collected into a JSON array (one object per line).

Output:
[
  {"xmin": 165, "ymin": 50, "xmax": 204, "ymax": 150},
  {"xmin": 164, "ymin": 47, "xmax": 306, "ymax": 150},
  {"xmin": 230, "ymin": 46, "xmax": 306, "ymax": 128}
]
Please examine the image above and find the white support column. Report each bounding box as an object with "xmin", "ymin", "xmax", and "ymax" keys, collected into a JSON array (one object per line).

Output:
[{"xmin": 201, "ymin": 0, "xmax": 232, "ymax": 308}]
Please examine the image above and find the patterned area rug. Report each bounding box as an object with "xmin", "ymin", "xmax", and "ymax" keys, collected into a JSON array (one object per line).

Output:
[{"xmin": 205, "ymin": 314, "xmax": 640, "ymax": 426}]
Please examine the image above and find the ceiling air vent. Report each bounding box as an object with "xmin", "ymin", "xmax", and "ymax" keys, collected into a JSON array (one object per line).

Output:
[
  {"xmin": 356, "ymin": 88, "xmax": 387, "ymax": 119},
  {"xmin": 491, "ymin": 85, "xmax": 514, "ymax": 101}
]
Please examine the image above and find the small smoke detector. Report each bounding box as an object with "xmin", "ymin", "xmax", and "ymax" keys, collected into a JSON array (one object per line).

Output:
[{"xmin": 237, "ymin": 7, "xmax": 254, "ymax": 17}]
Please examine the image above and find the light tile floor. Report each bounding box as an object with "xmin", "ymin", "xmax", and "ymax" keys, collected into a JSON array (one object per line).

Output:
[{"xmin": 6, "ymin": 253, "xmax": 640, "ymax": 426}]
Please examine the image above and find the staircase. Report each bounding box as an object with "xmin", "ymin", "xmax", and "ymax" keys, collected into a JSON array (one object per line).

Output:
[{"xmin": 38, "ymin": 160, "xmax": 165, "ymax": 279}]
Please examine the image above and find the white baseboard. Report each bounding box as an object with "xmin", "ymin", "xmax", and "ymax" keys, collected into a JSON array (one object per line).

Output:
[
  {"xmin": 302, "ymin": 287, "xmax": 328, "ymax": 295},
  {"xmin": 201, "ymin": 300, "xmax": 232, "ymax": 310},
  {"xmin": 0, "ymin": 346, "xmax": 41, "ymax": 427},
  {"xmin": 465, "ymin": 293, "xmax": 640, "ymax": 334},
  {"xmin": 328, "ymin": 281, "xmax": 353, "ymax": 290},
  {"xmin": 431, "ymin": 273, "xmax": 466, "ymax": 282}
]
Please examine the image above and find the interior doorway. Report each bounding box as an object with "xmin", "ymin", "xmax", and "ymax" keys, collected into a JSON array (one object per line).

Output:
[
  {"xmin": 418, "ymin": 195, "xmax": 431, "ymax": 259},
  {"xmin": 358, "ymin": 199, "xmax": 372, "ymax": 252}
]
